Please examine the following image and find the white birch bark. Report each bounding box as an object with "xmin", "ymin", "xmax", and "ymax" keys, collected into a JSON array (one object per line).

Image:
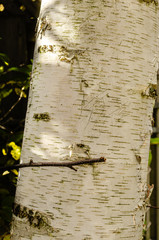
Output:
[{"xmin": 11, "ymin": 0, "xmax": 159, "ymax": 239}]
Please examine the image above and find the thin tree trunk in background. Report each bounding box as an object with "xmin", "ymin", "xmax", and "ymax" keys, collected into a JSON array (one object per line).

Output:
[{"xmin": 11, "ymin": 1, "xmax": 159, "ymax": 239}]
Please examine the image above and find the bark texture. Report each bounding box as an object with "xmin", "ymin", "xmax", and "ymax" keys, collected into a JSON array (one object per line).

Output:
[{"xmin": 11, "ymin": 0, "xmax": 159, "ymax": 239}]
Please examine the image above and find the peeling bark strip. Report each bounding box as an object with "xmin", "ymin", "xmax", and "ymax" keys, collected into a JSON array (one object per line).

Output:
[
  {"xmin": 13, "ymin": 203, "xmax": 54, "ymax": 230},
  {"xmin": 0, "ymin": 157, "xmax": 106, "ymax": 172},
  {"xmin": 11, "ymin": 203, "xmax": 58, "ymax": 238},
  {"xmin": 139, "ymin": 0, "xmax": 158, "ymax": 5},
  {"xmin": 37, "ymin": 16, "xmax": 52, "ymax": 39},
  {"xmin": 141, "ymin": 83, "xmax": 157, "ymax": 99}
]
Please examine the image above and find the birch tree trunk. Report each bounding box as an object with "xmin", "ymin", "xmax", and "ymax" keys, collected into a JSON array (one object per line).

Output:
[{"xmin": 11, "ymin": 0, "xmax": 159, "ymax": 239}]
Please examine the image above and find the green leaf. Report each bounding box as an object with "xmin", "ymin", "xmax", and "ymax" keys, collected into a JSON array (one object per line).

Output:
[
  {"xmin": 10, "ymin": 148, "xmax": 21, "ymax": 160},
  {"xmin": 7, "ymin": 67, "xmax": 21, "ymax": 72},
  {"xmin": 11, "ymin": 169, "xmax": 18, "ymax": 176},
  {"xmin": 7, "ymin": 65, "xmax": 32, "ymax": 75},
  {"xmin": 0, "ymin": 83, "xmax": 5, "ymax": 89},
  {"xmin": 7, "ymin": 142, "xmax": 21, "ymax": 160},
  {"xmin": 2, "ymin": 171, "xmax": 10, "ymax": 176},
  {"xmin": 2, "ymin": 148, "xmax": 7, "ymax": 155},
  {"xmin": 0, "ymin": 66, "xmax": 4, "ymax": 73},
  {"xmin": 0, "ymin": 53, "xmax": 9, "ymax": 65},
  {"xmin": 21, "ymin": 90, "xmax": 27, "ymax": 98},
  {"xmin": 14, "ymin": 87, "xmax": 21, "ymax": 96},
  {"xmin": 0, "ymin": 188, "xmax": 9, "ymax": 194},
  {"xmin": 148, "ymin": 150, "xmax": 152, "ymax": 166},
  {"xmin": 6, "ymin": 80, "xmax": 17, "ymax": 85},
  {"xmin": 150, "ymin": 138, "xmax": 159, "ymax": 145},
  {"xmin": 14, "ymin": 88, "xmax": 27, "ymax": 98},
  {"xmin": 0, "ymin": 89, "xmax": 12, "ymax": 101},
  {"xmin": 3, "ymin": 234, "xmax": 10, "ymax": 240}
]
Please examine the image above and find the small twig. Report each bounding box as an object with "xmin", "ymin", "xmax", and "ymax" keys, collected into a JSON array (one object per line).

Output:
[
  {"xmin": 0, "ymin": 93, "xmax": 23, "ymax": 122},
  {"xmin": 0, "ymin": 157, "xmax": 106, "ymax": 172},
  {"xmin": 147, "ymin": 205, "xmax": 159, "ymax": 209},
  {"xmin": 0, "ymin": 124, "xmax": 13, "ymax": 133}
]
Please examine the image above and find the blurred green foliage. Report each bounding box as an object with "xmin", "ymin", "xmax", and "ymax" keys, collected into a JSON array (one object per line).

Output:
[
  {"xmin": 149, "ymin": 137, "xmax": 159, "ymax": 167},
  {"xmin": 150, "ymin": 137, "xmax": 159, "ymax": 145},
  {"xmin": 0, "ymin": 53, "xmax": 31, "ymax": 239},
  {"xmin": 148, "ymin": 149, "xmax": 152, "ymax": 167}
]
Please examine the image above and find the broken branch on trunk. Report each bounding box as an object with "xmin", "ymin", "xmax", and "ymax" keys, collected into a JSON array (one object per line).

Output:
[
  {"xmin": 147, "ymin": 205, "xmax": 159, "ymax": 209},
  {"xmin": 0, "ymin": 157, "xmax": 106, "ymax": 172}
]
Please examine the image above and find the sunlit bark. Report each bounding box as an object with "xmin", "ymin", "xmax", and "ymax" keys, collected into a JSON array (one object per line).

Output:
[{"xmin": 11, "ymin": 0, "xmax": 159, "ymax": 239}]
